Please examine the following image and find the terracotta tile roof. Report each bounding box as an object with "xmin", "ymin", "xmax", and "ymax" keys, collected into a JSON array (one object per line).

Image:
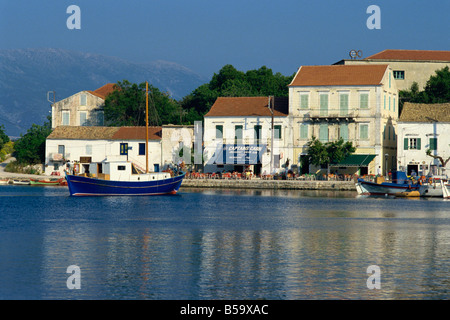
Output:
[
  {"xmin": 112, "ymin": 126, "xmax": 162, "ymax": 140},
  {"xmin": 88, "ymin": 83, "xmax": 117, "ymax": 99},
  {"xmin": 288, "ymin": 65, "xmax": 388, "ymax": 87},
  {"xmin": 48, "ymin": 126, "xmax": 162, "ymax": 140},
  {"xmin": 47, "ymin": 126, "xmax": 121, "ymax": 140},
  {"xmin": 399, "ymin": 102, "xmax": 450, "ymax": 122},
  {"xmin": 365, "ymin": 49, "xmax": 450, "ymax": 62},
  {"xmin": 204, "ymin": 97, "xmax": 289, "ymax": 117}
]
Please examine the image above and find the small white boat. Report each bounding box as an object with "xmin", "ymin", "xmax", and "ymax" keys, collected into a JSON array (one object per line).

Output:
[
  {"xmin": 0, "ymin": 178, "xmax": 10, "ymax": 185},
  {"xmin": 12, "ymin": 179, "xmax": 31, "ymax": 185}
]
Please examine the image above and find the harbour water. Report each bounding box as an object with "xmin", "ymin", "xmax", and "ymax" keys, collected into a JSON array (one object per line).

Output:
[{"xmin": 0, "ymin": 184, "xmax": 449, "ymax": 300}]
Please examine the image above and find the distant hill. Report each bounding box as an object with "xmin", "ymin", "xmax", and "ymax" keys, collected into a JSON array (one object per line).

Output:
[{"xmin": 0, "ymin": 48, "xmax": 208, "ymax": 136}]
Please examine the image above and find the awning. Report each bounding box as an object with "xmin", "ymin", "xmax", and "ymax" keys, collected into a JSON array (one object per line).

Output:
[
  {"xmin": 213, "ymin": 144, "xmax": 266, "ymax": 165},
  {"xmin": 332, "ymin": 154, "xmax": 376, "ymax": 167}
]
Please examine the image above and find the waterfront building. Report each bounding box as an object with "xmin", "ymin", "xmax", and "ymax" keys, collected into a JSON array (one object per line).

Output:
[
  {"xmin": 51, "ymin": 83, "xmax": 116, "ymax": 129},
  {"xmin": 335, "ymin": 49, "xmax": 450, "ymax": 91},
  {"xmin": 44, "ymin": 125, "xmax": 194, "ymax": 176},
  {"xmin": 397, "ymin": 102, "xmax": 450, "ymax": 176},
  {"xmin": 203, "ymin": 97, "xmax": 290, "ymax": 175},
  {"xmin": 288, "ymin": 64, "xmax": 398, "ymax": 176}
]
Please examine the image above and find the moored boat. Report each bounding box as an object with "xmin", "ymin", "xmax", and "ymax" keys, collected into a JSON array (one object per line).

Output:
[
  {"xmin": 65, "ymin": 160, "xmax": 184, "ymax": 196},
  {"xmin": 12, "ymin": 179, "xmax": 31, "ymax": 185},
  {"xmin": 30, "ymin": 178, "xmax": 64, "ymax": 185},
  {"xmin": 0, "ymin": 178, "xmax": 10, "ymax": 185},
  {"xmin": 356, "ymin": 171, "xmax": 422, "ymax": 196},
  {"xmin": 420, "ymin": 176, "xmax": 449, "ymax": 197}
]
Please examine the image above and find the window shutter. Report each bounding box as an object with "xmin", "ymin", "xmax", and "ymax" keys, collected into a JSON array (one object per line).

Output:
[
  {"xmin": 417, "ymin": 138, "xmax": 421, "ymax": 150},
  {"xmin": 404, "ymin": 138, "xmax": 408, "ymax": 150}
]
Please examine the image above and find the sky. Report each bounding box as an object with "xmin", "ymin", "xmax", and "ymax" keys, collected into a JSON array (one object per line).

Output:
[{"xmin": 0, "ymin": 0, "xmax": 449, "ymax": 78}]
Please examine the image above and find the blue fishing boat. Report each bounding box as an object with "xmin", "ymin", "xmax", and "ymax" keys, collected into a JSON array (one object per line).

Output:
[
  {"xmin": 65, "ymin": 81, "xmax": 185, "ymax": 196},
  {"xmin": 66, "ymin": 160, "xmax": 184, "ymax": 196},
  {"xmin": 355, "ymin": 171, "xmax": 424, "ymax": 196}
]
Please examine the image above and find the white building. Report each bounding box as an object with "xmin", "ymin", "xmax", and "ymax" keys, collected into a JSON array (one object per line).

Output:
[
  {"xmin": 203, "ymin": 97, "xmax": 290, "ymax": 175},
  {"xmin": 45, "ymin": 126, "xmax": 163, "ymax": 176},
  {"xmin": 51, "ymin": 83, "xmax": 115, "ymax": 128},
  {"xmin": 288, "ymin": 64, "xmax": 398, "ymax": 176},
  {"xmin": 397, "ymin": 102, "xmax": 450, "ymax": 176}
]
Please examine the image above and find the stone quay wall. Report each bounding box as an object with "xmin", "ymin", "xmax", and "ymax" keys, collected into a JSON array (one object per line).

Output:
[{"xmin": 181, "ymin": 178, "xmax": 356, "ymax": 191}]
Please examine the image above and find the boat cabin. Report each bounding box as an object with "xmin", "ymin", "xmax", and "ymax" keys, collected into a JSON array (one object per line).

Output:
[{"xmin": 86, "ymin": 160, "xmax": 171, "ymax": 182}]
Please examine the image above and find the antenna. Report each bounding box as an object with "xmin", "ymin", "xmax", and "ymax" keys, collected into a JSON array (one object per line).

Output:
[
  {"xmin": 349, "ymin": 50, "xmax": 363, "ymax": 60},
  {"xmin": 47, "ymin": 91, "xmax": 56, "ymax": 104}
]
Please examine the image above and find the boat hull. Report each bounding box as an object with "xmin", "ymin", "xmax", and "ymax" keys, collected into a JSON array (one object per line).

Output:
[
  {"xmin": 356, "ymin": 179, "xmax": 421, "ymax": 196},
  {"xmin": 65, "ymin": 173, "xmax": 185, "ymax": 196}
]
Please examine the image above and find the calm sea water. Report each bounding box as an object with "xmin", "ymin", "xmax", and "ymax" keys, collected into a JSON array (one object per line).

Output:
[{"xmin": 0, "ymin": 184, "xmax": 449, "ymax": 300}]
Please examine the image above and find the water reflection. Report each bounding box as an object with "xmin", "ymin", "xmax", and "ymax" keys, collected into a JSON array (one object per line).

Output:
[{"xmin": 2, "ymin": 186, "xmax": 450, "ymax": 299}]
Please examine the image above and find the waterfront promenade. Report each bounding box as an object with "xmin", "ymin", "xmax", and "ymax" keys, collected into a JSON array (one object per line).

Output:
[{"xmin": 182, "ymin": 176, "xmax": 356, "ymax": 191}]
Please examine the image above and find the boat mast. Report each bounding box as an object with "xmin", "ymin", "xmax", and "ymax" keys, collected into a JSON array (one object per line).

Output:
[{"xmin": 146, "ymin": 81, "xmax": 149, "ymax": 173}]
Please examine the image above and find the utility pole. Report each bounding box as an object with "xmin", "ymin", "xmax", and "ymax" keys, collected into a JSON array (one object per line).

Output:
[{"xmin": 268, "ymin": 96, "xmax": 274, "ymax": 174}]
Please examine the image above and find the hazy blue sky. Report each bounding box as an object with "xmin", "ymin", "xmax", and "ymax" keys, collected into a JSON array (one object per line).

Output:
[{"xmin": 1, "ymin": 0, "xmax": 449, "ymax": 77}]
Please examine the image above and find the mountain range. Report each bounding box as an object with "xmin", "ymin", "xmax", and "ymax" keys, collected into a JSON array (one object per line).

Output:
[{"xmin": 0, "ymin": 48, "xmax": 208, "ymax": 137}]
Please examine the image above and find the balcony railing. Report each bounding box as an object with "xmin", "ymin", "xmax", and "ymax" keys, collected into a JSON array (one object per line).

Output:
[{"xmin": 303, "ymin": 108, "xmax": 359, "ymax": 119}]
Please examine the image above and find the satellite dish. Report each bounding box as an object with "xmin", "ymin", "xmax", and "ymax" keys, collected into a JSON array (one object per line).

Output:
[{"xmin": 349, "ymin": 50, "xmax": 363, "ymax": 60}]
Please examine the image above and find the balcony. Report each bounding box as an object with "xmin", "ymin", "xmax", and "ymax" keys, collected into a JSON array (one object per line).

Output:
[{"xmin": 303, "ymin": 108, "xmax": 358, "ymax": 122}]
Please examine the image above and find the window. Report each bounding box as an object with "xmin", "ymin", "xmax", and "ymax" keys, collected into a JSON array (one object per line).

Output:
[
  {"xmin": 120, "ymin": 143, "xmax": 128, "ymax": 155},
  {"xmin": 389, "ymin": 96, "xmax": 391, "ymax": 111},
  {"xmin": 359, "ymin": 124, "xmax": 369, "ymax": 140},
  {"xmin": 359, "ymin": 92, "xmax": 369, "ymax": 109},
  {"xmin": 215, "ymin": 125, "xmax": 223, "ymax": 139},
  {"xmin": 394, "ymin": 97, "xmax": 396, "ymax": 113},
  {"xmin": 62, "ymin": 111, "xmax": 70, "ymax": 125},
  {"xmin": 404, "ymin": 138, "xmax": 421, "ymax": 150},
  {"xmin": 300, "ymin": 93, "xmax": 309, "ymax": 109},
  {"xmin": 319, "ymin": 124, "xmax": 328, "ymax": 142},
  {"xmin": 118, "ymin": 165, "xmax": 126, "ymax": 171},
  {"xmin": 384, "ymin": 95, "xmax": 386, "ymax": 110},
  {"xmin": 254, "ymin": 125, "xmax": 262, "ymax": 143},
  {"xmin": 274, "ymin": 125, "xmax": 282, "ymax": 140},
  {"xmin": 139, "ymin": 143, "xmax": 146, "ymax": 155},
  {"xmin": 300, "ymin": 124, "xmax": 308, "ymax": 140},
  {"xmin": 234, "ymin": 125, "xmax": 243, "ymax": 144},
  {"xmin": 80, "ymin": 94, "xmax": 87, "ymax": 106},
  {"xmin": 319, "ymin": 94, "xmax": 328, "ymax": 116},
  {"xmin": 389, "ymin": 72, "xmax": 392, "ymax": 88},
  {"xmin": 429, "ymin": 138, "xmax": 437, "ymax": 150},
  {"xmin": 79, "ymin": 111, "xmax": 87, "ymax": 126},
  {"xmin": 394, "ymin": 71, "xmax": 405, "ymax": 80},
  {"xmin": 339, "ymin": 93, "xmax": 349, "ymax": 116},
  {"xmin": 339, "ymin": 124, "xmax": 348, "ymax": 141},
  {"xmin": 58, "ymin": 145, "xmax": 65, "ymax": 157},
  {"xmin": 86, "ymin": 145, "xmax": 92, "ymax": 155}
]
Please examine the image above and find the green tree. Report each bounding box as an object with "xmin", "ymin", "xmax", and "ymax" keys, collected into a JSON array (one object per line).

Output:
[
  {"xmin": 305, "ymin": 137, "xmax": 355, "ymax": 172},
  {"xmin": 0, "ymin": 124, "xmax": 10, "ymax": 150},
  {"xmin": 104, "ymin": 80, "xmax": 181, "ymax": 126},
  {"xmin": 179, "ymin": 64, "xmax": 294, "ymax": 123},
  {"xmin": 14, "ymin": 117, "xmax": 52, "ymax": 164},
  {"xmin": 399, "ymin": 66, "xmax": 450, "ymax": 112}
]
